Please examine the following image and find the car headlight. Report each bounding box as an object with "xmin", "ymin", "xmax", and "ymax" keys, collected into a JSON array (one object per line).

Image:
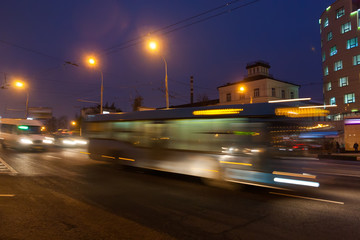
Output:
[
  {"xmin": 63, "ymin": 139, "xmax": 76, "ymax": 145},
  {"xmin": 43, "ymin": 138, "xmax": 54, "ymax": 144},
  {"xmin": 20, "ymin": 138, "xmax": 33, "ymax": 145}
]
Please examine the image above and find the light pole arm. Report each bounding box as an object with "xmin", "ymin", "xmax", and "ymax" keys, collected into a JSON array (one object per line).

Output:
[{"xmin": 161, "ymin": 56, "xmax": 169, "ymax": 109}]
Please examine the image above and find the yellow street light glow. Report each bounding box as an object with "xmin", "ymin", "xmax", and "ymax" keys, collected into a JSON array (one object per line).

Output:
[
  {"xmin": 239, "ymin": 86, "xmax": 245, "ymax": 92},
  {"xmin": 149, "ymin": 41, "xmax": 157, "ymax": 50},
  {"xmin": 15, "ymin": 81, "xmax": 25, "ymax": 88},
  {"xmin": 71, "ymin": 121, "xmax": 76, "ymax": 126},
  {"xmin": 88, "ymin": 58, "xmax": 96, "ymax": 65},
  {"xmin": 193, "ymin": 108, "xmax": 244, "ymax": 116}
]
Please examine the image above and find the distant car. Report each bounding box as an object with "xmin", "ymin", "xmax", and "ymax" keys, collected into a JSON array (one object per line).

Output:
[{"xmin": 52, "ymin": 131, "xmax": 87, "ymax": 147}]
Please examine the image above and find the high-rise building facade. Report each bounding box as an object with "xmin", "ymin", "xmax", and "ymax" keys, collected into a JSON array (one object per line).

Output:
[{"xmin": 320, "ymin": 0, "xmax": 360, "ymax": 121}]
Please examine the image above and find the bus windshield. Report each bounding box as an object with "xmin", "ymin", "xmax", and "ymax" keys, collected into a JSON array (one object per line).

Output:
[{"xmin": 17, "ymin": 125, "xmax": 42, "ymax": 134}]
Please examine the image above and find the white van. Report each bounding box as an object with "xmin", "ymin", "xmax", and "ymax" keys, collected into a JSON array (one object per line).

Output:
[{"xmin": 0, "ymin": 118, "xmax": 54, "ymax": 150}]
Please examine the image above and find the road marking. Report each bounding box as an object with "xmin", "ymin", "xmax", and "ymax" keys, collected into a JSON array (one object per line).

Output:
[
  {"xmin": 220, "ymin": 161, "xmax": 252, "ymax": 166},
  {"xmin": 227, "ymin": 179, "xmax": 290, "ymax": 191},
  {"xmin": 80, "ymin": 152, "xmax": 91, "ymax": 155},
  {"xmin": 46, "ymin": 155, "xmax": 62, "ymax": 159},
  {"xmin": 119, "ymin": 157, "xmax": 135, "ymax": 162},
  {"xmin": 0, "ymin": 157, "xmax": 17, "ymax": 174},
  {"xmin": 269, "ymin": 192, "xmax": 344, "ymax": 205},
  {"xmin": 0, "ymin": 194, "xmax": 15, "ymax": 197},
  {"xmin": 279, "ymin": 157, "xmax": 319, "ymax": 161},
  {"xmin": 102, "ymin": 155, "xmax": 115, "ymax": 159},
  {"xmin": 272, "ymin": 171, "xmax": 316, "ymax": 179}
]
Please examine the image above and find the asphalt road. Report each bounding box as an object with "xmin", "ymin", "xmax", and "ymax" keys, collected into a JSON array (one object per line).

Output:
[{"xmin": 0, "ymin": 146, "xmax": 360, "ymax": 240}]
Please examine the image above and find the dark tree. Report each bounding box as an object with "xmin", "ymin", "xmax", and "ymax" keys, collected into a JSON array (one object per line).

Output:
[{"xmin": 132, "ymin": 95, "xmax": 143, "ymax": 111}]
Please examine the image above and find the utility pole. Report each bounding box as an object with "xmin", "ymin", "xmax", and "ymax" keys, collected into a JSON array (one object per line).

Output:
[
  {"xmin": 1, "ymin": 72, "xmax": 9, "ymax": 89},
  {"xmin": 190, "ymin": 76, "xmax": 194, "ymax": 105}
]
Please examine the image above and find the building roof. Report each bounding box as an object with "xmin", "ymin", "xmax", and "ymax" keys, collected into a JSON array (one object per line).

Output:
[
  {"xmin": 246, "ymin": 60, "xmax": 271, "ymax": 69},
  {"xmin": 217, "ymin": 75, "xmax": 300, "ymax": 89}
]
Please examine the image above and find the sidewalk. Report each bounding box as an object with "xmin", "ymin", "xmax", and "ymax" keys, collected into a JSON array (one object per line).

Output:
[{"xmin": 318, "ymin": 151, "xmax": 360, "ymax": 161}]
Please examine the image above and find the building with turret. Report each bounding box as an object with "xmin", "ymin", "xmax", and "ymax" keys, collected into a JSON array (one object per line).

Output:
[{"xmin": 217, "ymin": 61, "xmax": 299, "ymax": 105}]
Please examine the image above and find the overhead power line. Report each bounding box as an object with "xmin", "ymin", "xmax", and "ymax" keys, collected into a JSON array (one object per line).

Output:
[{"xmin": 104, "ymin": 0, "xmax": 260, "ymax": 55}]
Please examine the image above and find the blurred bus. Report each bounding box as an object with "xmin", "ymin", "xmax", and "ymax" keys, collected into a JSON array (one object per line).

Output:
[
  {"xmin": 84, "ymin": 103, "xmax": 330, "ymax": 188},
  {"xmin": 0, "ymin": 118, "xmax": 54, "ymax": 150}
]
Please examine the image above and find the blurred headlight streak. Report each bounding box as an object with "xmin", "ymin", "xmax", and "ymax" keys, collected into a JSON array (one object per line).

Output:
[
  {"xmin": 268, "ymin": 98, "xmax": 311, "ymax": 103},
  {"xmin": 274, "ymin": 177, "xmax": 320, "ymax": 187},
  {"xmin": 275, "ymin": 107, "xmax": 329, "ymax": 117},
  {"xmin": 299, "ymin": 105, "xmax": 337, "ymax": 109},
  {"xmin": 192, "ymin": 108, "xmax": 243, "ymax": 116}
]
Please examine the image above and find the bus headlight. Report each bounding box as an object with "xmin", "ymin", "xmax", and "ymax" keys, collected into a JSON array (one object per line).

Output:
[
  {"xmin": 63, "ymin": 139, "xmax": 76, "ymax": 145},
  {"xmin": 74, "ymin": 139, "xmax": 87, "ymax": 145},
  {"xmin": 20, "ymin": 138, "xmax": 33, "ymax": 145}
]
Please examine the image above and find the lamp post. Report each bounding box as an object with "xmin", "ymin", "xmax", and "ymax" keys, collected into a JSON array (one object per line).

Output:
[
  {"xmin": 148, "ymin": 41, "xmax": 169, "ymax": 109},
  {"xmin": 14, "ymin": 81, "xmax": 29, "ymax": 118},
  {"xmin": 88, "ymin": 57, "xmax": 104, "ymax": 114}
]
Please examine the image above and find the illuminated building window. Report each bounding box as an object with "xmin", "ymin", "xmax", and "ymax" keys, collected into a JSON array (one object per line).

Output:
[
  {"xmin": 341, "ymin": 22, "xmax": 351, "ymax": 33},
  {"xmin": 324, "ymin": 66, "xmax": 329, "ymax": 76},
  {"xmin": 327, "ymin": 82, "xmax": 332, "ymax": 91},
  {"xmin": 327, "ymin": 32, "xmax": 333, "ymax": 41},
  {"xmin": 281, "ymin": 90, "xmax": 285, "ymax": 99},
  {"xmin": 330, "ymin": 97, "xmax": 336, "ymax": 105},
  {"xmin": 347, "ymin": 37, "xmax": 358, "ymax": 49},
  {"xmin": 334, "ymin": 113, "xmax": 342, "ymax": 121},
  {"xmin": 322, "ymin": 52, "xmax": 326, "ymax": 62},
  {"xmin": 226, "ymin": 93, "xmax": 231, "ymax": 102},
  {"xmin": 344, "ymin": 93, "xmax": 355, "ymax": 103},
  {"xmin": 324, "ymin": 17, "xmax": 329, "ymax": 28},
  {"xmin": 330, "ymin": 46, "xmax": 337, "ymax": 56},
  {"xmin": 336, "ymin": 7, "xmax": 345, "ymax": 19},
  {"xmin": 353, "ymin": 54, "xmax": 360, "ymax": 65},
  {"xmin": 290, "ymin": 92, "xmax": 294, "ymax": 99},
  {"xmin": 339, "ymin": 77, "xmax": 348, "ymax": 87},
  {"xmin": 334, "ymin": 60, "xmax": 343, "ymax": 71},
  {"xmin": 254, "ymin": 88, "xmax": 259, "ymax": 97}
]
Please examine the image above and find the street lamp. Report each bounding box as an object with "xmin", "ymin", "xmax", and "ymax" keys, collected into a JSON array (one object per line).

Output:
[
  {"xmin": 14, "ymin": 80, "xmax": 29, "ymax": 118},
  {"xmin": 148, "ymin": 40, "xmax": 169, "ymax": 109},
  {"xmin": 238, "ymin": 86, "xmax": 252, "ymax": 104},
  {"xmin": 87, "ymin": 57, "xmax": 104, "ymax": 114}
]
